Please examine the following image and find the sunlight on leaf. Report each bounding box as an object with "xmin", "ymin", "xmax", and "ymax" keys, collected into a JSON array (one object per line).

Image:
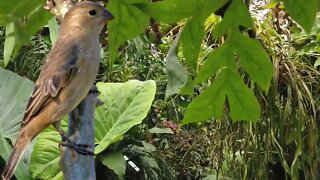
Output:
[
  {"xmin": 30, "ymin": 122, "xmax": 66, "ymax": 179},
  {"xmin": 95, "ymin": 80, "xmax": 156, "ymax": 154}
]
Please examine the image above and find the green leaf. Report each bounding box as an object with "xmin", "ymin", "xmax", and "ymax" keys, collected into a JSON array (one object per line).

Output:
[
  {"xmin": 225, "ymin": 70, "xmax": 261, "ymax": 122},
  {"xmin": 182, "ymin": 70, "xmax": 227, "ymax": 125},
  {"xmin": 48, "ymin": 18, "xmax": 59, "ymax": 44},
  {"xmin": 133, "ymin": 0, "xmax": 197, "ymax": 24},
  {"xmin": 180, "ymin": 0, "xmax": 229, "ymax": 69},
  {"xmin": 0, "ymin": 67, "xmax": 34, "ymax": 179},
  {"xmin": 0, "ymin": 1, "xmax": 18, "ymax": 15},
  {"xmin": 181, "ymin": 16, "xmax": 205, "ymax": 69},
  {"xmin": 183, "ymin": 67, "xmax": 261, "ymax": 125},
  {"xmin": 195, "ymin": 43, "xmax": 233, "ymax": 84},
  {"xmin": 11, "ymin": 0, "xmax": 45, "ymax": 18},
  {"xmin": 29, "ymin": 126, "xmax": 63, "ymax": 179},
  {"xmin": 14, "ymin": 4, "xmax": 52, "ymax": 45},
  {"xmin": 29, "ymin": 80, "xmax": 156, "ymax": 178},
  {"xmin": 165, "ymin": 33, "xmax": 188, "ymax": 98},
  {"xmin": 179, "ymin": 75, "xmax": 194, "ymax": 96},
  {"xmin": 52, "ymin": 171, "xmax": 63, "ymax": 180},
  {"xmin": 95, "ymin": 80, "xmax": 156, "ymax": 154},
  {"xmin": 4, "ymin": 23, "xmax": 15, "ymax": 66},
  {"xmin": 141, "ymin": 141, "xmax": 156, "ymax": 152},
  {"xmin": 0, "ymin": 67, "xmax": 34, "ymax": 142},
  {"xmin": 235, "ymin": 32, "xmax": 273, "ymax": 92},
  {"xmin": 30, "ymin": 118, "xmax": 68, "ymax": 179},
  {"xmin": 314, "ymin": 57, "xmax": 320, "ymax": 68},
  {"xmin": 108, "ymin": 0, "xmax": 149, "ymax": 67},
  {"xmin": 283, "ymin": 0, "xmax": 317, "ymax": 33},
  {"xmin": 0, "ymin": 129, "xmax": 31, "ymax": 180},
  {"xmin": 148, "ymin": 127, "xmax": 174, "ymax": 134},
  {"xmin": 212, "ymin": 0, "xmax": 253, "ymax": 38},
  {"xmin": 100, "ymin": 151, "xmax": 126, "ymax": 179}
]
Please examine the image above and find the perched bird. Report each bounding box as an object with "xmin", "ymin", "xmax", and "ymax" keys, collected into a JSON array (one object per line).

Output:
[{"xmin": 1, "ymin": 1, "xmax": 114, "ymax": 179}]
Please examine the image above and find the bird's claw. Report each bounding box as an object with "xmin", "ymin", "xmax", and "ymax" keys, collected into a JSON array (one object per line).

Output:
[{"xmin": 59, "ymin": 137, "xmax": 95, "ymax": 156}]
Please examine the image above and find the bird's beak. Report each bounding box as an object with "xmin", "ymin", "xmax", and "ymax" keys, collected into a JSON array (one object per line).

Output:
[{"xmin": 103, "ymin": 10, "xmax": 114, "ymax": 21}]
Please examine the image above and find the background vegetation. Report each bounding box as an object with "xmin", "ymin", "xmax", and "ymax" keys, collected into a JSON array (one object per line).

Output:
[{"xmin": 0, "ymin": 0, "xmax": 319, "ymax": 179}]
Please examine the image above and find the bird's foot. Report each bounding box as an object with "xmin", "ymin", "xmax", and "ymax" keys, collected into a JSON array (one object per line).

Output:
[{"xmin": 59, "ymin": 137, "xmax": 95, "ymax": 156}]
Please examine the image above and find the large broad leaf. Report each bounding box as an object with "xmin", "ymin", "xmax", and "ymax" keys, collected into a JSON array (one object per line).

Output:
[
  {"xmin": 283, "ymin": 0, "xmax": 318, "ymax": 33},
  {"xmin": 29, "ymin": 125, "xmax": 64, "ymax": 179},
  {"xmin": 108, "ymin": 0, "xmax": 149, "ymax": 67},
  {"xmin": 100, "ymin": 151, "xmax": 126, "ymax": 179},
  {"xmin": 95, "ymin": 80, "xmax": 156, "ymax": 153},
  {"xmin": 29, "ymin": 80, "xmax": 156, "ymax": 179},
  {"xmin": 0, "ymin": 67, "xmax": 34, "ymax": 143},
  {"xmin": 0, "ymin": 67, "xmax": 34, "ymax": 179}
]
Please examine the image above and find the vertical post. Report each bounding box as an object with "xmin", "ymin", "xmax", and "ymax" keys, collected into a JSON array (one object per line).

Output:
[{"xmin": 60, "ymin": 86, "xmax": 98, "ymax": 180}]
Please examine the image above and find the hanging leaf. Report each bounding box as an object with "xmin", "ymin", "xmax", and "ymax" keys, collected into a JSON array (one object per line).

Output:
[
  {"xmin": 195, "ymin": 43, "xmax": 233, "ymax": 84},
  {"xmin": 133, "ymin": 0, "xmax": 197, "ymax": 24},
  {"xmin": 235, "ymin": 32, "xmax": 273, "ymax": 92},
  {"xmin": 3, "ymin": 23, "xmax": 15, "ymax": 66},
  {"xmin": 165, "ymin": 32, "xmax": 188, "ymax": 98},
  {"xmin": 283, "ymin": 0, "xmax": 317, "ymax": 33},
  {"xmin": 108, "ymin": 0, "xmax": 149, "ymax": 67},
  {"xmin": 181, "ymin": 16, "xmax": 205, "ymax": 69},
  {"xmin": 48, "ymin": 18, "xmax": 59, "ymax": 44}
]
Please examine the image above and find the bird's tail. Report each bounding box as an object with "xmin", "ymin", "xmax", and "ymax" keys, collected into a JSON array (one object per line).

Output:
[{"xmin": 1, "ymin": 138, "xmax": 30, "ymax": 180}]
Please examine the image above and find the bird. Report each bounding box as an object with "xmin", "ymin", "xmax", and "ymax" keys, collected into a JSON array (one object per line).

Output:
[{"xmin": 1, "ymin": 1, "xmax": 114, "ymax": 179}]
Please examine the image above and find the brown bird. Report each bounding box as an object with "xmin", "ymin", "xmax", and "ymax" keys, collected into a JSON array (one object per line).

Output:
[{"xmin": 1, "ymin": 1, "xmax": 113, "ymax": 179}]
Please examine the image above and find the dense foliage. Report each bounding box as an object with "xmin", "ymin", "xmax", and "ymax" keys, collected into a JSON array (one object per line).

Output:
[{"xmin": 0, "ymin": 0, "xmax": 320, "ymax": 179}]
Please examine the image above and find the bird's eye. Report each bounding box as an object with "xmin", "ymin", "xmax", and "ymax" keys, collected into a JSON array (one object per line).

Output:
[{"xmin": 89, "ymin": 10, "xmax": 96, "ymax": 16}]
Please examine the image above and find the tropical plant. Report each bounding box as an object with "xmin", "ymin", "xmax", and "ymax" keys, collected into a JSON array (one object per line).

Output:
[{"xmin": 0, "ymin": 0, "xmax": 320, "ymax": 179}]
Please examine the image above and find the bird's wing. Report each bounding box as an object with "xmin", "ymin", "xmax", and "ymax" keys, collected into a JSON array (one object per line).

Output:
[{"xmin": 21, "ymin": 41, "xmax": 81, "ymax": 126}]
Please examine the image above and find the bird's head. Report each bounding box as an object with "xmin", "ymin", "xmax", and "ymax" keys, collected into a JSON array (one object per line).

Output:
[{"xmin": 61, "ymin": 1, "xmax": 114, "ymax": 35}]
